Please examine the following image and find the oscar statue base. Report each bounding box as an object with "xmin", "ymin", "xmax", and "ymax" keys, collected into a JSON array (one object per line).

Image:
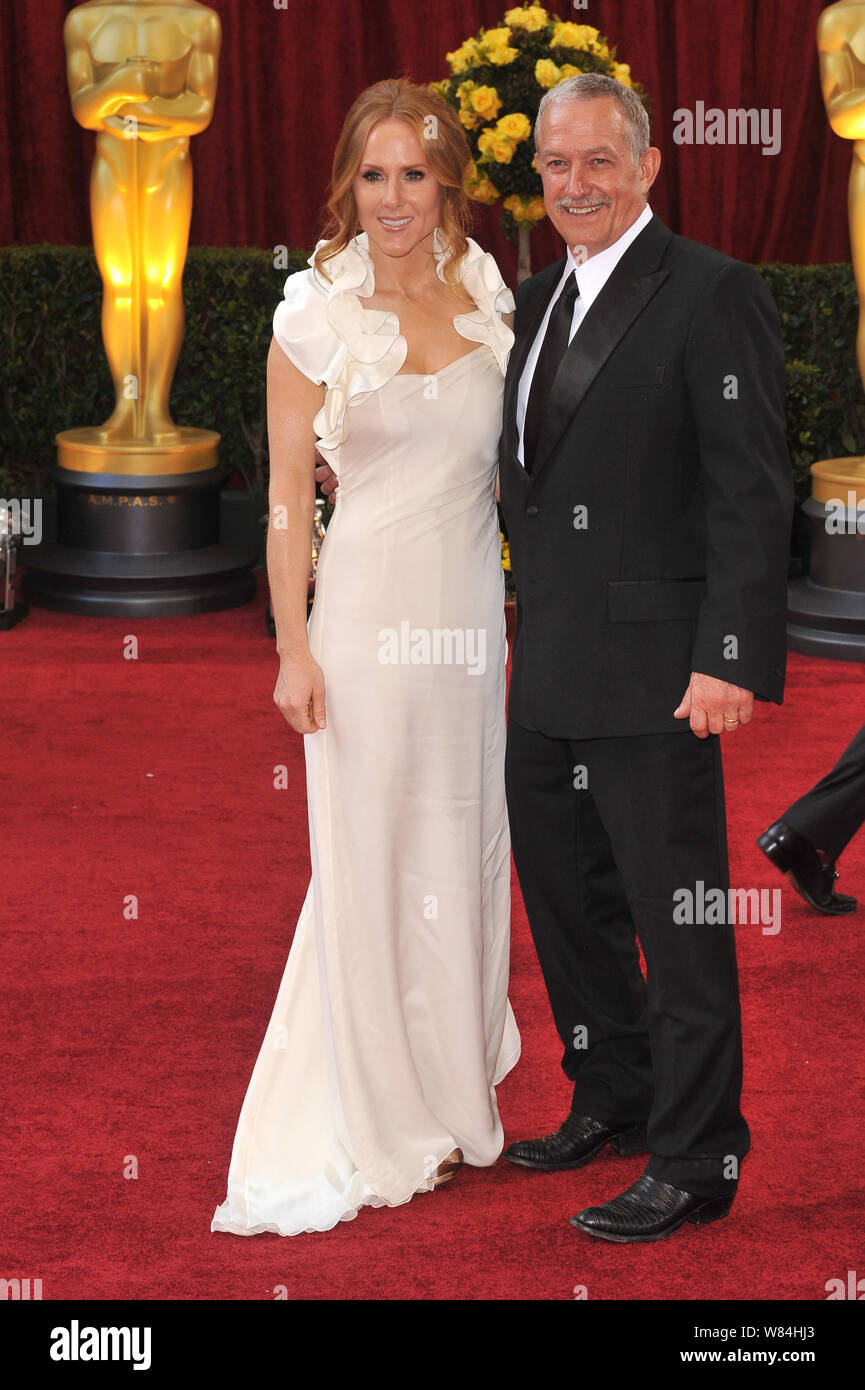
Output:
[
  {"xmin": 787, "ymin": 458, "xmax": 865, "ymax": 661},
  {"xmin": 23, "ymin": 453, "xmax": 257, "ymax": 617},
  {"xmin": 55, "ymin": 425, "xmax": 222, "ymax": 476}
]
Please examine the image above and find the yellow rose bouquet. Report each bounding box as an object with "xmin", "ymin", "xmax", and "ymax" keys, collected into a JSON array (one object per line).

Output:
[{"xmin": 432, "ymin": 4, "xmax": 646, "ymax": 270}]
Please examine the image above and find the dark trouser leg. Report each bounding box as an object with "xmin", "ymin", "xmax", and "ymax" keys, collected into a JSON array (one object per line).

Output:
[
  {"xmin": 580, "ymin": 732, "xmax": 749, "ymax": 1199},
  {"xmin": 782, "ymin": 722, "xmax": 865, "ymax": 862},
  {"xmin": 505, "ymin": 717, "xmax": 653, "ymax": 1123}
]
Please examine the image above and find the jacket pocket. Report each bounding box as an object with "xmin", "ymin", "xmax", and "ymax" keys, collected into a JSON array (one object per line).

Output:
[
  {"xmin": 593, "ymin": 364, "xmax": 667, "ymax": 390},
  {"xmin": 607, "ymin": 577, "xmax": 707, "ymax": 623}
]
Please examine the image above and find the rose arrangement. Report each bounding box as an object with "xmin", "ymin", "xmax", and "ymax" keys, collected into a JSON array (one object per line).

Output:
[{"xmin": 432, "ymin": 5, "xmax": 646, "ymax": 249}]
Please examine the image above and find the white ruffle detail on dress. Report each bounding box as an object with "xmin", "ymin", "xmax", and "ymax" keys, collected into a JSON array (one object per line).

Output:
[{"xmin": 271, "ymin": 228, "xmax": 515, "ymax": 453}]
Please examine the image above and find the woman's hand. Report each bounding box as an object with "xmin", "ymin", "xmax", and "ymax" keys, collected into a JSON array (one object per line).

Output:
[{"xmin": 274, "ymin": 654, "xmax": 327, "ymax": 733}]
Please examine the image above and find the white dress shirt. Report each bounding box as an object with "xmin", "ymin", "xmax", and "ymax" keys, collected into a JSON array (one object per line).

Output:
[{"xmin": 516, "ymin": 202, "xmax": 654, "ymax": 467}]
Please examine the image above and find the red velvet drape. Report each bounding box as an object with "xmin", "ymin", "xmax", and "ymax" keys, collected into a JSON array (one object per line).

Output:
[{"xmin": 0, "ymin": 0, "xmax": 853, "ymax": 279}]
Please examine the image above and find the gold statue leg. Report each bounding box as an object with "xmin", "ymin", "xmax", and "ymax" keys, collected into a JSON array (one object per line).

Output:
[
  {"xmin": 90, "ymin": 131, "xmax": 190, "ymax": 445},
  {"xmin": 140, "ymin": 140, "xmax": 191, "ymax": 444},
  {"xmin": 850, "ymin": 149, "xmax": 865, "ymax": 392},
  {"xmin": 90, "ymin": 135, "xmax": 137, "ymax": 441}
]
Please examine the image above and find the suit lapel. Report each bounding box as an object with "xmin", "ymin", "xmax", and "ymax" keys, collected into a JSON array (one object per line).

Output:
[
  {"xmin": 502, "ymin": 258, "xmax": 564, "ymax": 468},
  {"xmin": 530, "ymin": 216, "xmax": 674, "ymax": 480}
]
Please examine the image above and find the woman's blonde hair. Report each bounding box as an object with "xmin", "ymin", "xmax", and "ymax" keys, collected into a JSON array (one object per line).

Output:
[{"xmin": 313, "ymin": 78, "xmax": 473, "ymax": 288}]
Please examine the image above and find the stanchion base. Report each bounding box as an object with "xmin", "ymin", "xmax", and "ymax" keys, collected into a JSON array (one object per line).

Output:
[{"xmin": 0, "ymin": 602, "xmax": 29, "ymax": 630}]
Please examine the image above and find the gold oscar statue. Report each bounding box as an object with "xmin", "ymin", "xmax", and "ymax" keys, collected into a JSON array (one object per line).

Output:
[
  {"xmin": 61, "ymin": 0, "xmax": 221, "ymax": 475},
  {"xmin": 815, "ymin": 0, "xmax": 865, "ymax": 511},
  {"xmin": 786, "ymin": 2, "xmax": 865, "ymax": 656},
  {"xmin": 24, "ymin": 0, "xmax": 254, "ymax": 615}
]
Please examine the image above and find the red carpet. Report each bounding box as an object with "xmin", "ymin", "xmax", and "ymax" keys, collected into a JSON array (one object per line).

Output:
[{"xmin": 3, "ymin": 574, "xmax": 864, "ymax": 1300}]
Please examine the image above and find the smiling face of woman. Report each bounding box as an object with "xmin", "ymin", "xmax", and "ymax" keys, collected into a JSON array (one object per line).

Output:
[{"xmin": 352, "ymin": 118, "xmax": 442, "ymax": 260}]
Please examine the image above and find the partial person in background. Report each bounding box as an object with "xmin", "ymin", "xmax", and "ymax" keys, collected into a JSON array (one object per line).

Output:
[{"xmin": 759, "ymin": 721, "xmax": 865, "ymax": 914}]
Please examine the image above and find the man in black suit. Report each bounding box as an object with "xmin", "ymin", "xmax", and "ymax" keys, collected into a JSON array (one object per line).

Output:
[{"xmin": 499, "ymin": 74, "xmax": 793, "ymax": 1242}]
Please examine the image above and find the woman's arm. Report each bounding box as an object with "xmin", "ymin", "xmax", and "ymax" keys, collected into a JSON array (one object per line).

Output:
[{"xmin": 266, "ymin": 336, "xmax": 328, "ymax": 733}]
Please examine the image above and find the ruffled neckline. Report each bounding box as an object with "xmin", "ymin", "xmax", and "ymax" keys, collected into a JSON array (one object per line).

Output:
[
  {"xmin": 309, "ymin": 228, "xmax": 514, "ymax": 377},
  {"xmin": 302, "ymin": 228, "xmax": 514, "ymax": 453}
]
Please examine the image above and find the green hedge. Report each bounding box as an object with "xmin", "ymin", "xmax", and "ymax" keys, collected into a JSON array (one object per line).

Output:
[{"xmin": 1, "ymin": 245, "xmax": 863, "ymax": 505}]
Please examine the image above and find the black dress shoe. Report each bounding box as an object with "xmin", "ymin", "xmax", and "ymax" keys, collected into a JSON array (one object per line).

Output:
[
  {"xmin": 570, "ymin": 1173, "xmax": 735, "ymax": 1243},
  {"xmin": 503, "ymin": 1114, "xmax": 648, "ymax": 1171},
  {"xmin": 758, "ymin": 820, "xmax": 857, "ymax": 915}
]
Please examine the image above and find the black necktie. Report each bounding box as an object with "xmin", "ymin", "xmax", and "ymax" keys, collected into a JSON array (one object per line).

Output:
[{"xmin": 523, "ymin": 272, "xmax": 579, "ymax": 475}]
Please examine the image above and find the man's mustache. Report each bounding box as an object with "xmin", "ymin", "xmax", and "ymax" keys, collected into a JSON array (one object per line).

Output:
[{"xmin": 555, "ymin": 197, "xmax": 612, "ymax": 211}]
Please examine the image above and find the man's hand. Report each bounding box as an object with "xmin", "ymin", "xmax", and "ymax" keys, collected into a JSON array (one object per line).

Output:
[
  {"xmin": 315, "ymin": 455, "xmax": 339, "ymax": 499},
  {"xmin": 674, "ymin": 672, "xmax": 754, "ymax": 738}
]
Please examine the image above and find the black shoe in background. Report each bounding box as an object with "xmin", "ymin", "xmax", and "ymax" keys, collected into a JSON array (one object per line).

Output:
[{"xmin": 758, "ymin": 820, "xmax": 856, "ymax": 915}]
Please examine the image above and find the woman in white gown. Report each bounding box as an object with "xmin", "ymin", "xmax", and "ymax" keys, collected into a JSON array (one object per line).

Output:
[{"xmin": 212, "ymin": 78, "xmax": 520, "ymax": 1237}]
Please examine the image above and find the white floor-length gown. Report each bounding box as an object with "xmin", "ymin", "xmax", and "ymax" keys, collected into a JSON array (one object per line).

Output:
[{"xmin": 211, "ymin": 229, "xmax": 521, "ymax": 1236}]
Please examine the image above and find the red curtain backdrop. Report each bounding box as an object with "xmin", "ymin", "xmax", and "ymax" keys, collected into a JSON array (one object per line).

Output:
[{"xmin": 0, "ymin": 0, "xmax": 853, "ymax": 278}]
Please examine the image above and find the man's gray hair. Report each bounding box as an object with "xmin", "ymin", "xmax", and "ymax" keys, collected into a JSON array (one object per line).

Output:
[{"xmin": 535, "ymin": 74, "xmax": 650, "ymax": 166}]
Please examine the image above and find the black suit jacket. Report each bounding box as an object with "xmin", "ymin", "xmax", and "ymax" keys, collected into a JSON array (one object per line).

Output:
[{"xmin": 499, "ymin": 214, "xmax": 794, "ymax": 740}]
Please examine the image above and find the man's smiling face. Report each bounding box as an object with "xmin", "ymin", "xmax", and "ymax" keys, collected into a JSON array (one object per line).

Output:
[{"xmin": 535, "ymin": 95, "xmax": 660, "ymax": 260}]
